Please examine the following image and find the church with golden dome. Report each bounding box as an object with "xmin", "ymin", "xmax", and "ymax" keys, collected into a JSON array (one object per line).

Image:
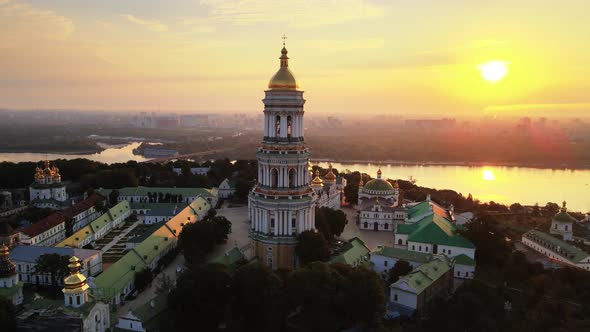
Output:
[
  {"xmin": 311, "ymin": 163, "xmax": 346, "ymax": 209},
  {"xmin": 29, "ymin": 160, "xmax": 68, "ymax": 209},
  {"xmin": 358, "ymin": 169, "xmax": 403, "ymax": 231}
]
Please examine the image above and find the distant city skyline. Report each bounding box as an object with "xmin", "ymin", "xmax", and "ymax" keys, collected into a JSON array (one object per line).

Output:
[{"xmin": 0, "ymin": 0, "xmax": 588, "ymax": 117}]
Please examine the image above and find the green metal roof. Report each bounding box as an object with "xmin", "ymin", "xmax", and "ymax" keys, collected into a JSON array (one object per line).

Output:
[
  {"xmin": 330, "ymin": 237, "xmax": 370, "ymax": 265},
  {"xmin": 89, "ymin": 201, "xmax": 130, "ymax": 233},
  {"xmin": 524, "ymin": 229, "xmax": 590, "ymax": 263},
  {"xmin": 130, "ymin": 202, "xmax": 187, "ymax": 211},
  {"xmin": 94, "ymin": 250, "xmax": 147, "ymax": 299},
  {"xmin": 363, "ymin": 179, "xmax": 394, "ymax": 192},
  {"xmin": 0, "ymin": 281, "xmax": 22, "ymax": 297},
  {"xmin": 406, "ymin": 201, "xmax": 431, "ymax": 219},
  {"xmin": 391, "ymin": 256, "xmax": 452, "ymax": 295},
  {"xmin": 553, "ymin": 211, "xmax": 578, "ymax": 224},
  {"xmin": 132, "ymin": 293, "xmax": 167, "ymax": 328},
  {"xmin": 453, "ymin": 254, "xmax": 476, "ymax": 266},
  {"xmin": 209, "ymin": 247, "xmax": 245, "ymax": 267},
  {"xmin": 397, "ymin": 214, "xmax": 474, "ymax": 249},
  {"xmin": 371, "ymin": 246, "xmax": 433, "ymax": 263},
  {"xmin": 133, "ymin": 232, "xmax": 175, "ymax": 264}
]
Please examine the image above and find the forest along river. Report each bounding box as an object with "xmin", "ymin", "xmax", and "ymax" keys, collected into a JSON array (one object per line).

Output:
[{"xmin": 318, "ymin": 162, "xmax": 590, "ymax": 212}]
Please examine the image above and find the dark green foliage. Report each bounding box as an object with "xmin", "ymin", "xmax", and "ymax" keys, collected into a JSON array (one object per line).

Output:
[
  {"xmin": 178, "ymin": 216, "xmax": 232, "ymax": 265},
  {"xmin": 458, "ymin": 214, "xmax": 511, "ymax": 268},
  {"xmin": 387, "ymin": 260, "xmax": 413, "ymax": 284},
  {"xmin": 314, "ymin": 207, "xmax": 348, "ymax": 241},
  {"xmin": 296, "ymin": 230, "xmax": 330, "ymax": 264},
  {"xmin": 343, "ymin": 183, "xmax": 359, "ymax": 206},
  {"xmin": 134, "ymin": 268, "xmax": 153, "ymax": 293},
  {"xmin": 108, "ymin": 189, "xmax": 119, "ymax": 206},
  {"xmin": 231, "ymin": 263, "xmax": 284, "ymax": 332},
  {"xmin": 164, "ymin": 263, "xmax": 231, "ymax": 332},
  {"xmin": 0, "ymin": 296, "xmax": 16, "ymax": 332},
  {"xmin": 285, "ymin": 262, "xmax": 385, "ymax": 331},
  {"xmin": 34, "ymin": 253, "xmax": 70, "ymax": 286}
]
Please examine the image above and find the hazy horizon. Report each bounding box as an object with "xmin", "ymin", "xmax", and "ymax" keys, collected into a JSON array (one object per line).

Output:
[{"xmin": 1, "ymin": 0, "xmax": 588, "ymax": 117}]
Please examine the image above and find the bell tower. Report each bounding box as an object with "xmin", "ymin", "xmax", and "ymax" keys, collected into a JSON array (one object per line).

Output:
[{"xmin": 248, "ymin": 42, "xmax": 316, "ymax": 270}]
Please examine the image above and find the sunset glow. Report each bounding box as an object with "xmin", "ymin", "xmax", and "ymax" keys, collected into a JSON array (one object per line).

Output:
[{"xmin": 0, "ymin": 0, "xmax": 588, "ymax": 116}]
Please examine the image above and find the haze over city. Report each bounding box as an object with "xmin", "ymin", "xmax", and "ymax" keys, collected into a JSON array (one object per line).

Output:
[{"xmin": 1, "ymin": 0, "xmax": 589, "ymax": 117}]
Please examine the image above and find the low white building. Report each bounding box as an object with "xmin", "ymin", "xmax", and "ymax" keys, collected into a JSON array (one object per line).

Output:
[
  {"xmin": 171, "ymin": 166, "xmax": 210, "ymax": 176},
  {"xmin": 9, "ymin": 245, "xmax": 102, "ymax": 285},
  {"xmin": 522, "ymin": 229, "xmax": 590, "ymax": 271},
  {"xmin": 99, "ymin": 186, "xmax": 219, "ymax": 208},
  {"xmin": 116, "ymin": 294, "xmax": 167, "ymax": 331},
  {"xmin": 370, "ymin": 246, "xmax": 434, "ymax": 274},
  {"xmin": 218, "ymin": 178, "xmax": 236, "ymax": 199},
  {"xmin": 389, "ymin": 256, "xmax": 454, "ymax": 315}
]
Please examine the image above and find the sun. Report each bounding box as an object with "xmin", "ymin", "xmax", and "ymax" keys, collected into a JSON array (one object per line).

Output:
[
  {"xmin": 482, "ymin": 169, "xmax": 495, "ymax": 181},
  {"xmin": 478, "ymin": 61, "xmax": 508, "ymax": 82}
]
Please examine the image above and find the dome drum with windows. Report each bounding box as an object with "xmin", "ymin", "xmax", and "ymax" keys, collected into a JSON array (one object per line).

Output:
[{"xmin": 362, "ymin": 169, "xmax": 395, "ymax": 195}]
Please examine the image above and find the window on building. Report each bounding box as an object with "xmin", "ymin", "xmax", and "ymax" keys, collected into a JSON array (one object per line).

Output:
[
  {"xmin": 384, "ymin": 260, "xmax": 388, "ymax": 267},
  {"xmin": 412, "ymin": 245, "xmax": 415, "ymax": 251},
  {"xmin": 69, "ymin": 297, "xmax": 73, "ymax": 305},
  {"xmin": 384, "ymin": 223, "xmax": 389, "ymax": 230},
  {"xmin": 398, "ymin": 239, "xmax": 403, "ymax": 245},
  {"xmin": 394, "ymin": 294, "xmax": 398, "ymax": 301}
]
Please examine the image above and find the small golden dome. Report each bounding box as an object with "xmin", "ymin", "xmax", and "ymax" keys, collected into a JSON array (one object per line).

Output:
[
  {"xmin": 268, "ymin": 46, "xmax": 298, "ymax": 90},
  {"xmin": 311, "ymin": 170, "xmax": 324, "ymax": 187},
  {"xmin": 63, "ymin": 256, "xmax": 89, "ymax": 293},
  {"xmin": 324, "ymin": 163, "xmax": 337, "ymax": 182}
]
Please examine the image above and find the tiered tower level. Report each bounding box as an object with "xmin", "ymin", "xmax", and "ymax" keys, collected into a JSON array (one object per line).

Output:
[{"xmin": 249, "ymin": 45, "xmax": 315, "ymax": 270}]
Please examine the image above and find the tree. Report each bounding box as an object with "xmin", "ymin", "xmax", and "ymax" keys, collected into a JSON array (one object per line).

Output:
[
  {"xmin": 34, "ymin": 254, "xmax": 70, "ymax": 286},
  {"xmin": 509, "ymin": 203, "xmax": 524, "ymax": 213},
  {"xmin": 164, "ymin": 263, "xmax": 231, "ymax": 331},
  {"xmin": 211, "ymin": 216, "xmax": 232, "ymax": 244},
  {"xmin": 458, "ymin": 214, "xmax": 511, "ymax": 268},
  {"xmin": 343, "ymin": 183, "xmax": 359, "ymax": 206},
  {"xmin": 64, "ymin": 217, "xmax": 75, "ymax": 237},
  {"xmin": 231, "ymin": 263, "xmax": 285, "ymax": 332},
  {"xmin": 314, "ymin": 207, "xmax": 348, "ymax": 241},
  {"xmin": 234, "ymin": 177, "xmax": 252, "ymax": 201},
  {"xmin": 134, "ymin": 268, "xmax": 153, "ymax": 293},
  {"xmin": 0, "ymin": 296, "xmax": 16, "ymax": 332},
  {"xmin": 296, "ymin": 230, "xmax": 330, "ymax": 264},
  {"xmin": 108, "ymin": 189, "xmax": 119, "ymax": 206},
  {"xmin": 543, "ymin": 202, "xmax": 560, "ymax": 217},
  {"xmin": 285, "ymin": 262, "xmax": 385, "ymax": 331},
  {"xmin": 155, "ymin": 272, "xmax": 174, "ymax": 296},
  {"xmin": 387, "ymin": 260, "xmax": 413, "ymax": 284}
]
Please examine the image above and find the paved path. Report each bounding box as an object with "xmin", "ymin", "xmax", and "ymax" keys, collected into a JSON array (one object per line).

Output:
[
  {"xmin": 101, "ymin": 220, "xmax": 141, "ymax": 253},
  {"xmin": 116, "ymin": 205, "xmax": 252, "ymax": 317}
]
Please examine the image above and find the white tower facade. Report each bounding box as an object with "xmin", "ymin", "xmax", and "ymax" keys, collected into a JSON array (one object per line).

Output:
[{"xmin": 248, "ymin": 44, "xmax": 315, "ymax": 270}]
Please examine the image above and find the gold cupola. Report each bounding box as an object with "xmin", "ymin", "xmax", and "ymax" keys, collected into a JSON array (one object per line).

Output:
[
  {"xmin": 311, "ymin": 170, "xmax": 324, "ymax": 187},
  {"xmin": 324, "ymin": 163, "xmax": 337, "ymax": 183},
  {"xmin": 63, "ymin": 256, "xmax": 89, "ymax": 295},
  {"xmin": 268, "ymin": 45, "xmax": 298, "ymax": 91}
]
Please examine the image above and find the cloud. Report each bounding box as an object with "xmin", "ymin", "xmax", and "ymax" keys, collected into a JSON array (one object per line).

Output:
[
  {"xmin": 199, "ymin": 0, "xmax": 383, "ymax": 27},
  {"xmin": 0, "ymin": 0, "xmax": 74, "ymax": 41},
  {"xmin": 121, "ymin": 14, "xmax": 168, "ymax": 32}
]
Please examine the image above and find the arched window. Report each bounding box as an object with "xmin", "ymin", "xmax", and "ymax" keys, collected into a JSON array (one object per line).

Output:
[
  {"xmin": 363, "ymin": 222, "xmax": 368, "ymax": 229},
  {"xmin": 398, "ymin": 238, "xmax": 403, "ymax": 245},
  {"xmin": 275, "ymin": 115, "xmax": 281, "ymax": 137},
  {"xmin": 287, "ymin": 115, "xmax": 292, "ymax": 139},
  {"xmin": 384, "ymin": 223, "xmax": 389, "ymax": 230},
  {"xmin": 288, "ymin": 168, "xmax": 296, "ymax": 188},
  {"xmin": 271, "ymin": 168, "xmax": 279, "ymax": 188}
]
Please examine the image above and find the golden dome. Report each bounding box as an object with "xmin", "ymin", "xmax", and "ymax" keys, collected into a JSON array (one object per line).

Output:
[
  {"xmin": 63, "ymin": 256, "xmax": 89, "ymax": 293},
  {"xmin": 268, "ymin": 46, "xmax": 298, "ymax": 90},
  {"xmin": 324, "ymin": 163, "xmax": 337, "ymax": 182},
  {"xmin": 311, "ymin": 170, "xmax": 324, "ymax": 187}
]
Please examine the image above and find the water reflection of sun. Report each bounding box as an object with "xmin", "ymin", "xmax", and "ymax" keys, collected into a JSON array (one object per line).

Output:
[{"xmin": 483, "ymin": 169, "xmax": 495, "ymax": 181}]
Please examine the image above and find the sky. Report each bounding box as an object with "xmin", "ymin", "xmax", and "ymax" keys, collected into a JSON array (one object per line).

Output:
[{"xmin": 0, "ymin": 0, "xmax": 588, "ymax": 117}]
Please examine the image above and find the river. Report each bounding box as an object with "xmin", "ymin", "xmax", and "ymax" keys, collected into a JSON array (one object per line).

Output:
[
  {"xmin": 0, "ymin": 145, "xmax": 587, "ymax": 212},
  {"xmin": 318, "ymin": 162, "xmax": 590, "ymax": 212},
  {"xmin": 0, "ymin": 142, "xmax": 150, "ymax": 164}
]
